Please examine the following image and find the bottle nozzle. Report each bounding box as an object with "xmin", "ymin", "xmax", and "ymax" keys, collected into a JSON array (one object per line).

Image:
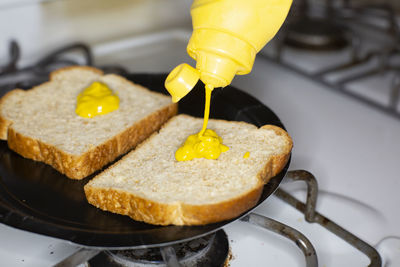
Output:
[
  {"xmin": 165, "ymin": 53, "xmax": 240, "ymax": 102},
  {"xmin": 195, "ymin": 51, "xmax": 239, "ymax": 88},
  {"xmin": 165, "ymin": 63, "xmax": 200, "ymax": 103}
]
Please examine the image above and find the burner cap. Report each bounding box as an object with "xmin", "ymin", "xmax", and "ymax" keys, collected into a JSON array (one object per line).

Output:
[{"xmin": 284, "ymin": 18, "xmax": 349, "ymax": 50}]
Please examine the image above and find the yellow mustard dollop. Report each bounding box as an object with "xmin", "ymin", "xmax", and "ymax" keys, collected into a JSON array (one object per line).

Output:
[
  {"xmin": 76, "ymin": 81, "xmax": 119, "ymax": 118},
  {"xmin": 175, "ymin": 84, "xmax": 229, "ymax": 161},
  {"xmin": 175, "ymin": 129, "xmax": 229, "ymax": 161},
  {"xmin": 243, "ymin": 152, "xmax": 250, "ymax": 158}
]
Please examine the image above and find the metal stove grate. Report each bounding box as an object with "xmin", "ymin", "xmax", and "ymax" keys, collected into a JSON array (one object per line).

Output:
[
  {"xmin": 262, "ymin": 2, "xmax": 400, "ymax": 120},
  {"xmin": 265, "ymin": 170, "xmax": 382, "ymax": 267},
  {"xmin": 0, "ymin": 41, "xmax": 128, "ymax": 96}
]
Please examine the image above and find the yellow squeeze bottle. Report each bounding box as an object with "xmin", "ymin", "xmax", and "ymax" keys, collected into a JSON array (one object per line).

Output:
[
  {"xmin": 165, "ymin": 0, "xmax": 292, "ymax": 101},
  {"xmin": 166, "ymin": 0, "xmax": 292, "ymax": 162}
]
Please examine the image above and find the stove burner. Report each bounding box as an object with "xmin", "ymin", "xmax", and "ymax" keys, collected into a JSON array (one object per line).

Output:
[
  {"xmin": 284, "ymin": 17, "xmax": 350, "ymax": 50},
  {"xmin": 88, "ymin": 230, "xmax": 230, "ymax": 267},
  {"xmin": 0, "ymin": 40, "xmax": 128, "ymax": 96}
]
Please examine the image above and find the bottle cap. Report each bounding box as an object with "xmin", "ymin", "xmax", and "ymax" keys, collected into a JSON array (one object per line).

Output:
[{"xmin": 165, "ymin": 63, "xmax": 200, "ymax": 103}]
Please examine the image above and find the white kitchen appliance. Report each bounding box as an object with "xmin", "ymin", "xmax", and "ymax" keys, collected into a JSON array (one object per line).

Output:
[{"xmin": 0, "ymin": 1, "xmax": 399, "ymax": 266}]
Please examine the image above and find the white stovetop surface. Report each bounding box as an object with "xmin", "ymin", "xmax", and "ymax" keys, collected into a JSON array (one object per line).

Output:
[{"xmin": 1, "ymin": 29, "xmax": 399, "ymax": 267}]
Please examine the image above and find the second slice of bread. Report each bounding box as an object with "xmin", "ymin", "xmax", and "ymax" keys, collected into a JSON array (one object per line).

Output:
[
  {"xmin": 84, "ymin": 114, "xmax": 292, "ymax": 225},
  {"xmin": 0, "ymin": 66, "xmax": 177, "ymax": 179}
]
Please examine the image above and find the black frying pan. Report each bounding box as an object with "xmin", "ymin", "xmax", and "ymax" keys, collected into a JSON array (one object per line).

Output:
[{"xmin": 0, "ymin": 73, "xmax": 289, "ymax": 249}]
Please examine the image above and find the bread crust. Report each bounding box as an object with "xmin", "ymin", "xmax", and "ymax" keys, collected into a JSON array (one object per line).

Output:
[
  {"xmin": 0, "ymin": 89, "xmax": 26, "ymax": 140},
  {"xmin": 84, "ymin": 120, "xmax": 292, "ymax": 225},
  {"xmin": 0, "ymin": 66, "xmax": 178, "ymax": 179},
  {"xmin": 84, "ymin": 183, "xmax": 264, "ymax": 226},
  {"xmin": 7, "ymin": 104, "xmax": 177, "ymax": 179},
  {"xmin": 50, "ymin": 65, "xmax": 104, "ymax": 80},
  {"xmin": 260, "ymin": 124, "xmax": 293, "ymax": 178}
]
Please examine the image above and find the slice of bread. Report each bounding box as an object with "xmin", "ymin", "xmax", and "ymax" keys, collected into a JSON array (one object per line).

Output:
[
  {"xmin": 84, "ymin": 114, "xmax": 292, "ymax": 225},
  {"xmin": 0, "ymin": 66, "xmax": 177, "ymax": 179}
]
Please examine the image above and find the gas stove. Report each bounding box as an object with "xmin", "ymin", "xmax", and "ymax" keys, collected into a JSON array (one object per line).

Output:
[{"xmin": 1, "ymin": 2, "xmax": 400, "ymax": 267}]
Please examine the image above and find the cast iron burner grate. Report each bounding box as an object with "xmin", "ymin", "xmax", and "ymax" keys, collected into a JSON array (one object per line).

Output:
[
  {"xmin": 88, "ymin": 231, "xmax": 229, "ymax": 267},
  {"xmin": 264, "ymin": 1, "xmax": 400, "ymax": 120},
  {"xmin": 0, "ymin": 41, "xmax": 128, "ymax": 96}
]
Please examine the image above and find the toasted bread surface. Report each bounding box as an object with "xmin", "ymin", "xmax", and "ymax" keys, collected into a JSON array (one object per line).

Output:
[
  {"xmin": 0, "ymin": 66, "xmax": 177, "ymax": 179},
  {"xmin": 85, "ymin": 114, "xmax": 292, "ymax": 225}
]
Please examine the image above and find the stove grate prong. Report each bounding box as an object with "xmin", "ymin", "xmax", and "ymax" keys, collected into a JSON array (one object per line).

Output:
[
  {"xmin": 160, "ymin": 245, "xmax": 182, "ymax": 267},
  {"xmin": 241, "ymin": 213, "xmax": 318, "ymax": 267},
  {"xmin": 276, "ymin": 170, "xmax": 382, "ymax": 267}
]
